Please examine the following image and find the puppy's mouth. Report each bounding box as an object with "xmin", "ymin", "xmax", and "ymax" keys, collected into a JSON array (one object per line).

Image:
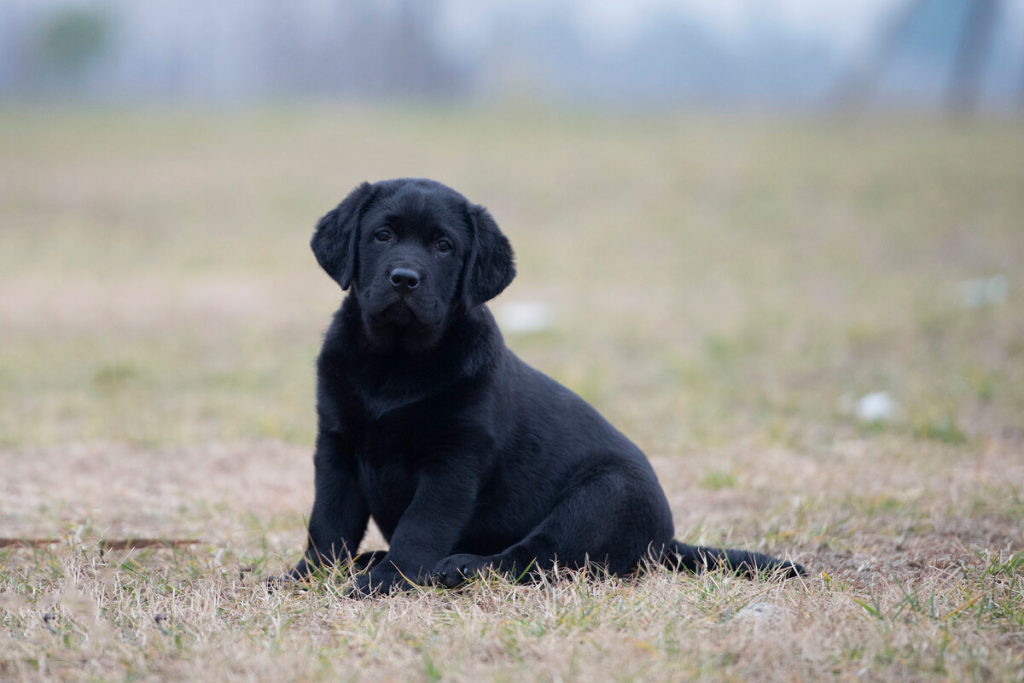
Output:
[
  {"xmin": 365, "ymin": 293, "xmax": 444, "ymax": 331},
  {"xmin": 360, "ymin": 294, "xmax": 448, "ymax": 353}
]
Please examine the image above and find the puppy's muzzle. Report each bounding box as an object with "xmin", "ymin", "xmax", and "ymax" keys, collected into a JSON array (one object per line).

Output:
[{"xmin": 389, "ymin": 267, "xmax": 421, "ymax": 292}]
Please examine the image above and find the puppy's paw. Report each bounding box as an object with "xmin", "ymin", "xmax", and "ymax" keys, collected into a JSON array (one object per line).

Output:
[
  {"xmin": 346, "ymin": 572, "xmax": 378, "ymax": 598},
  {"xmin": 433, "ymin": 553, "xmax": 492, "ymax": 589},
  {"xmin": 346, "ymin": 567, "xmax": 406, "ymax": 598}
]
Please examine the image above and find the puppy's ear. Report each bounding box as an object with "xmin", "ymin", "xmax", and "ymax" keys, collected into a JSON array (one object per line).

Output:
[
  {"xmin": 463, "ymin": 204, "xmax": 516, "ymax": 308},
  {"xmin": 311, "ymin": 182, "xmax": 375, "ymax": 290}
]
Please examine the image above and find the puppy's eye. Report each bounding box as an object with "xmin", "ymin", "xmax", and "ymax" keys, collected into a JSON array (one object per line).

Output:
[
  {"xmin": 374, "ymin": 229, "xmax": 393, "ymax": 242},
  {"xmin": 435, "ymin": 238, "xmax": 453, "ymax": 253}
]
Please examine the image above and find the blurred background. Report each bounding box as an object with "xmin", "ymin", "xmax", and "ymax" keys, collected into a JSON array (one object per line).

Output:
[
  {"xmin": 1, "ymin": 0, "xmax": 1022, "ymax": 456},
  {"xmin": 3, "ymin": 0, "xmax": 1024, "ymax": 110},
  {"xmin": 3, "ymin": 7, "xmax": 1023, "ymax": 677}
]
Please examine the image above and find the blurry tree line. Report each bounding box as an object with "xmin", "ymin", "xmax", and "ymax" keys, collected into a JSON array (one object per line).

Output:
[
  {"xmin": 1, "ymin": 0, "xmax": 1021, "ymax": 110},
  {"xmin": 0, "ymin": 0, "xmax": 464, "ymax": 101}
]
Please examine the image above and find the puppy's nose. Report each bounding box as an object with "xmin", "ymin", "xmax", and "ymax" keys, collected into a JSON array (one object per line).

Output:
[{"xmin": 389, "ymin": 267, "xmax": 421, "ymax": 291}]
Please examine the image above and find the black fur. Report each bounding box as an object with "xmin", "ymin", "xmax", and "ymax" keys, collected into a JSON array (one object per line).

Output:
[{"xmin": 289, "ymin": 178, "xmax": 804, "ymax": 594}]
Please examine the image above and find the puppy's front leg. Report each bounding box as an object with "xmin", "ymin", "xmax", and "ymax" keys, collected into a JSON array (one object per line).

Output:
[
  {"xmin": 289, "ymin": 432, "xmax": 370, "ymax": 579},
  {"xmin": 351, "ymin": 461, "xmax": 478, "ymax": 595}
]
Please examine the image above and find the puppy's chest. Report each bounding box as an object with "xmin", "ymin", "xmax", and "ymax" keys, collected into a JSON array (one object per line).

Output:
[
  {"xmin": 327, "ymin": 367, "xmax": 446, "ymax": 425},
  {"xmin": 352, "ymin": 427, "xmax": 424, "ymax": 538}
]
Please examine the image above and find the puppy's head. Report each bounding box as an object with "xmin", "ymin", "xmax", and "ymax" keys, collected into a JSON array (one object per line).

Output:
[{"xmin": 312, "ymin": 178, "xmax": 515, "ymax": 351}]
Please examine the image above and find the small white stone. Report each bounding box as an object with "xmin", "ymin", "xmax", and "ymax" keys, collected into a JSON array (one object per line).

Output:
[
  {"xmin": 497, "ymin": 301, "xmax": 553, "ymax": 334},
  {"xmin": 735, "ymin": 602, "xmax": 787, "ymax": 623},
  {"xmin": 959, "ymin": 274, "xmax": 1008, "ymax": 309},
  {"xmin": 855, "ymin": 391, "xmax": 897, "ymax": 423}
]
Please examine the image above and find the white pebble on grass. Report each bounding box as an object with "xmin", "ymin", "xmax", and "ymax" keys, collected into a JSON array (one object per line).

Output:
[
  {"xmin": 839, "ymin": 391, "xmax": 899, "ymax": 423},
  {"xmin": 958, "ymin": 274, "xmax": 1007, "ymax": 309},
  {"xmin": 855, "ymin": 391, "xmax": 897, "ymax": 422},
  {"xmin": 497, "ymin": 301, "xmax": 553, "ymax": 334},
  {"xmin": 732, "ymin": 602, "xmax": 788, "ymax": 624}
]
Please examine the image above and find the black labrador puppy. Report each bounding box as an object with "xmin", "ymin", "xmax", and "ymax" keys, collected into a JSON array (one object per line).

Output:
[{"xmin": 289, "ymin": 178, "xmax": 803, "ymax": 594}]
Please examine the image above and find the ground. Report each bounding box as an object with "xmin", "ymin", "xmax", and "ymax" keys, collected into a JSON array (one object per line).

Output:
[{"xmin": 0, "ymin": 107, "xmax": 1022, "ymax": 680}]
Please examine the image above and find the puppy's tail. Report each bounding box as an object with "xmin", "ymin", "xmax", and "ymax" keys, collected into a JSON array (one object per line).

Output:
[{"xmin": 661, "ymin": 539, "xmax": 805, "ymax": 579}]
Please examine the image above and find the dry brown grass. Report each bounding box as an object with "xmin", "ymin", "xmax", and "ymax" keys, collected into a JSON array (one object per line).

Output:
[
  {"xmin": 1, "ymin": 106, "xmax": 1022, "ymax": 680},
  {"xmin": 2, "ymin": 439, "xmax": 1022, "ymax": 680}
]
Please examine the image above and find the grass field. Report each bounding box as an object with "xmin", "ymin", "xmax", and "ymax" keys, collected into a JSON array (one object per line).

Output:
[{"xmin": 1, "ymin": 106, "xmax": 1022, "ymax": 680}]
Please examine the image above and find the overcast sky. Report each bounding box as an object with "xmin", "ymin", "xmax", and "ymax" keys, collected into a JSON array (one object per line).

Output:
[
  {"xmin": 5, "ymin": 0, "xmax": 1022, "ymax": 105},
  {"xmin": 442, "ymin": 0, "xmax": 891, "ymax": 54},
  {"xmin": 440, "ymin": 0, "xmax": 1024, "ymax": 59}
]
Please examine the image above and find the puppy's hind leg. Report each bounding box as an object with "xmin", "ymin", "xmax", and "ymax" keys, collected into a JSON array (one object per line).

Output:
[{"xmin": 435, "ymin": 460, "xmax": 671, "ymax": 588}]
